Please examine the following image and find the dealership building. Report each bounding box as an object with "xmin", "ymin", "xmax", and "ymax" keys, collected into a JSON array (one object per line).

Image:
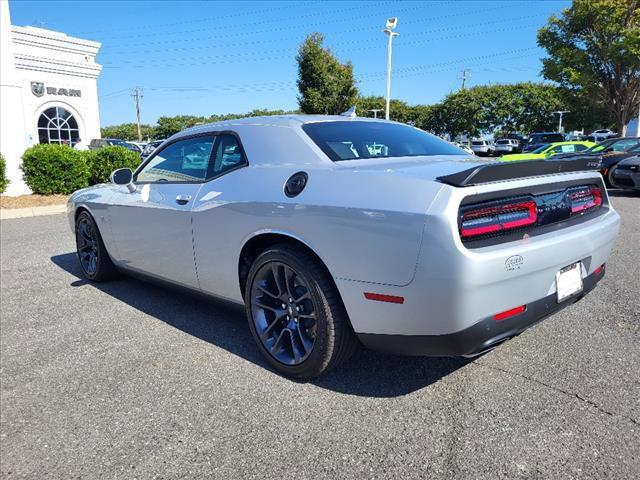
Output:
[{"xmin": 0, "ymin": 0, "xmax": 102, "ymax": 195}]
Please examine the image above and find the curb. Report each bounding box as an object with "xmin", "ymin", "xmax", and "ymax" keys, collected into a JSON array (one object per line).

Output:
[{"xmin": 0, "ymin": 204, "xmax": 67, "ymax": 220}]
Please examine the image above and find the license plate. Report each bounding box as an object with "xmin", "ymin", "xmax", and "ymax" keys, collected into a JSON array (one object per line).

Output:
[{"xmin": 556, "ymin": 262, "xmax": 583, "ymax": 303}]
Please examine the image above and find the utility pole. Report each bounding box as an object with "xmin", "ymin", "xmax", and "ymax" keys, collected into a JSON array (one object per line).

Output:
[
  {"xmin": 459, "ymin": 69, "xmax": 470, "ymax": 90},
  {"xmin": 383, "ymin": 17, "xmax": 399, "ymax": 121},
  {"xmin": 131, "ymin": 87, "xmax": 143, "ymax": 142},
  {"xmin": 552, "ymin": 110, "xmax": 570, "ymax": 133},
  {"xmin": 368, "ymin": 109, "xmax": 383, "ymax": 119}
]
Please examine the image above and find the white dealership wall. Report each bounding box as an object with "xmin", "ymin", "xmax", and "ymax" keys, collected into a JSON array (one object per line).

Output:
[{"xmin": 0, "ymin": 0, "xmax": 102, "ymax": 195}]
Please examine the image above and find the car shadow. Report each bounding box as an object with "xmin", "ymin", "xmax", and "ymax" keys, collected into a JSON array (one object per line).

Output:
[{"xmin": 51, "ymin": 252, "xmax": 469, "ymax": 398}]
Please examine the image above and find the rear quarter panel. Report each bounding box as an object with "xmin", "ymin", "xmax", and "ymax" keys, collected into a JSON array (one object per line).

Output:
[{"xmin": 191, "ymin": 164, "xmax": 443, "ymax": 302}]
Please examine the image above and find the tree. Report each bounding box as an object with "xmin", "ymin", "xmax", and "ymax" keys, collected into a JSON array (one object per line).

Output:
[
  {"xmin": 296, "ymin": 33, "xmax": 358, "ymax": 114},
  {"xmin": 154, "ymin": 115, "xmax": 207, "ymax": 138},
  {"xmin": 101, "ymin": 123, "xmax": 155, "ymax": 141},
  {"xmin": 538, "ymin": 0, "xmax": 640, "ymax": 134}
]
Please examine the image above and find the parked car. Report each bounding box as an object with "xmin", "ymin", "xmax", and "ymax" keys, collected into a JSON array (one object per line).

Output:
[
  {"xmin": 552, "ymin": 137, "xmax": 640, "ymax": 186},
  {"xmin": 470, "ymin": 139, "xmax": 495, "ymax": 156},
  {"xmin": 128, "ymin": 141, "xmax": 148, "ymax": 153},
  {"xmin": 451, "ymin": 141, "xmax": 474, "ymax": 155},
  {"xmin": 523, "ymin": 132, "xmax": 565, "ymax": 152},
  {"xmin": 141, "ymin": 140, "xmax": 165, "ymax": 160},
  {"xmin": 610, "ymin": 155, "xmax": 640, "ymax": 190},
  {"xmin": 68, "ymin": 115, "xmax": 619, "ymax": 379},
  {"xmin": 500, "ymin": 141, "xmax": 596, "ymax": 161},
  {"xmin": 591, "ymin": 129, "xmax": 617, "ymax": 142},
  {"xmin": 494, "ymin": 139, "xmax": 520, "ymax": 154},
  {"xmin": 89, "ymin": 138, "xmax": 140, "ymax": 152},
  {"xmin": 126, "ymin": 142, "xmax": 143, "ymax": 154}
]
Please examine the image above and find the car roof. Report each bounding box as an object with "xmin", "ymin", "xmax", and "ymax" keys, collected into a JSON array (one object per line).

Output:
[
  {"xmin": 545, "ymin": 141, "xmax": 591, "ymax": 147},
  {"xmin": 174, "ymin": 114, "xmax": 394, "ymax": 138}
]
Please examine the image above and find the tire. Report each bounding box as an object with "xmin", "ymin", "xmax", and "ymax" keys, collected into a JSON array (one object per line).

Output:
[
  {"xmin": 606, "ymin": 164, "xmax": 617, "ymax": 188},
  {"xmin": 75, "ymin": 211, "xmax": 119, "ymax": 282},
  {"xmin": 244, "ymin": 244, "xmax": 358, "ymax": 379}
]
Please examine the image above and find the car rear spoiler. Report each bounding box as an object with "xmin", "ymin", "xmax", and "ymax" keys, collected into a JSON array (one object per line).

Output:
[{"xmin": 437, "ymin": 158, "xmax": 602, "ymax": 187}]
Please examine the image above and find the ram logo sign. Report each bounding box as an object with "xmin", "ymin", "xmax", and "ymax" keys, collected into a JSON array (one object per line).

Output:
[
  {"xmin": 30, "ymin": 81, "xmax": 44, "ymax": 97},
  {"xmin": 30, "ymin": 82, "xmax": 82, "ymax": 98}
]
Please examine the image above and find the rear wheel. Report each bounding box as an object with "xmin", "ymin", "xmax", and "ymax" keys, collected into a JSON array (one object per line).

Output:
[
  {"xmin": 75, "ymin": 211, "xmax": 118, "ymax": 282},
  {"xmin": 245, "ymin": 244, "xmax": 358, "ymax": 379}
]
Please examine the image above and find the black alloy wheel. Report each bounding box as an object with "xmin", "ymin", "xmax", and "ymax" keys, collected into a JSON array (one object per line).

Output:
[
  {"xmin": 245, "ymin": 244, "xmax": 358, "ymax": 379},
  {"xmin": 75, "ymin": 211, "xmax": 118, "ymax": 281}
]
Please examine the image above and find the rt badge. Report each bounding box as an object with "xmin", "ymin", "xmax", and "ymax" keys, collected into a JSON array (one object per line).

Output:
[{"xmin": 31, "ymin": 81, "xmax": 44, "ymax": 97}]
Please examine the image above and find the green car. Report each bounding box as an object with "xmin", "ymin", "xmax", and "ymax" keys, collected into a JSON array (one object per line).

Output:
[{"xmin": 499, "ymin": 141, "xmax": 596, "ymax": 161}]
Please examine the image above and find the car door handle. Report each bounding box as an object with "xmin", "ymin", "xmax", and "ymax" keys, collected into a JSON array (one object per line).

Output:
[{"xmin": 175, "ymin": 194, "xmax": 192, "ymax": 205}]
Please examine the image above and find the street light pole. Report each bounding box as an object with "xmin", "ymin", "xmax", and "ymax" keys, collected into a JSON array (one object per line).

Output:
[
  {"xmin": 552, "ymin": 110, "xmax": 570, "ymax": 133},
  {"xmin": 383, "ymin": 17, "xmax": 399, "ymax": 121}
]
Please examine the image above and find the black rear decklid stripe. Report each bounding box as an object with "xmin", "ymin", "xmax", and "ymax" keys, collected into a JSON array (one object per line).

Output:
[{"xmin": 437, "ymin": 158, "xmax": 602, "ymax": 187}]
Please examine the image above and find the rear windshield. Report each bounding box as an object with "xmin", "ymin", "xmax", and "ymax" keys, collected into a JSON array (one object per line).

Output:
[
  {"xmin": 471, "ymin": 141, "xmax": 484, "ymax": 145},
  {"xmin": 302, "ymin": 121, "xmax": 462, "ymax": 161},
  {"xmin": 529, "ymin": 133, "xmax": 564, "ymax": 144},
  {"xmin": 496, "ymin": 140, "xmax": 509, "ymax": 144}
]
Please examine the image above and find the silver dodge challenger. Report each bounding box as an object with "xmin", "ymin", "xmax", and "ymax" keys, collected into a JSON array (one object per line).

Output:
[{"xmin": 68, "ymin": 116, "xmax": 620, "ymax": 378}]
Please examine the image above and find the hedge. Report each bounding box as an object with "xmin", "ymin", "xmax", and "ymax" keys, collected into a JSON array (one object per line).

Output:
[
  {"xmin": 21, "ymin": 144, "xmax": 89, "ymax": 194},
  {"xmin": 0, "ymin": 153, "xmax": 8, "ymax": 193},
  {"xmin": 20, "ymin": 144, "xmax": 143, "ymax": 194},
  {"xmin": 86, "ymin": 145, "xmax": 141, "ymax": 185}
]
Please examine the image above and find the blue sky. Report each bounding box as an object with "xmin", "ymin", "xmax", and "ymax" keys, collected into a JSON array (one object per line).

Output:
[{"xmin": 9, "ymin": 0, "xmax": 570, "ymax": 126}]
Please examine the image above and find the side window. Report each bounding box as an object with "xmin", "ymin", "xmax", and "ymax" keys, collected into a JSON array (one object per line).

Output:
[
  {"xmin": 208, "ymin": 134, "xmax": 246, "ymax": 178},
  {"xmin": 574, "ymin": 144, "xmax": 588, "ymax": 152},
  {"xmin": 612, "ymin": 140, "xmax": 638, "ymax": 151},
  {"xmin": 551, "ymin": 145, "xmax": 575, "ymax": 154},
  {"xmin": 136, "ymin": 136, "xmax": 214, "ymax": 183}
]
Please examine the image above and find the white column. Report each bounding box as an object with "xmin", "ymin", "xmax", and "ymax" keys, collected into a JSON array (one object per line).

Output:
[{"xmin": 0, "ymin": 0, "xmax": 30, "ymax": 195}]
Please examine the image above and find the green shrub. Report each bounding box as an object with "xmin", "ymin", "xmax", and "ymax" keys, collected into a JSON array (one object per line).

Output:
[
  {"xmin": 86, "ymin": 145, "xmax": 141, "ymax": 185},
  {"xmin": 0, "ymin": 152, "xmax": 8, "ymax": 193},
  {"xmin": 21, "ymin": 144, "xmax": 89, "ymax": 194}
]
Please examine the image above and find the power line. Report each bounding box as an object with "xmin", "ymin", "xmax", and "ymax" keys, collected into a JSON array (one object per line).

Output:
[
  {"xmin": 75, "ymin": 1, "xmax": 321, "ymax": 35},
  {"xmin": 103, "ymin": 1, "xmax": 409, "ymax": 42},
  {"xmin": 100, "ymin": 12, "xmax": 546, "ymax": 60},
  {"xmin": 104, "ymin": 1, "xmax": 530, "ymax": 50},
  {"xmin": 101, "ymin": 24, "xmax": 542, "ymax": 70}
]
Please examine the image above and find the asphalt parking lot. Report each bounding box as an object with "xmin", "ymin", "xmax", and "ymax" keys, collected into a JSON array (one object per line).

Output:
[{"xmin": 1, "ymin": 192, "xmax": 639, "ymax": 479}]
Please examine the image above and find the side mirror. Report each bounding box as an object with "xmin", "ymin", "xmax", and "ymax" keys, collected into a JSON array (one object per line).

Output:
[{"xmin": 110, "ymin": 168, "xmax": 136, "ymax": 193}]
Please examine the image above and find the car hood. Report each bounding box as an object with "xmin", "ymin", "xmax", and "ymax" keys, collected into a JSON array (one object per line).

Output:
[{"xmin": 333, "ymin": 155, "xmax": 491, "ymax": 181}]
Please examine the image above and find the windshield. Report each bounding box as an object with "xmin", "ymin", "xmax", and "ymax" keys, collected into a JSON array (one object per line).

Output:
[
  {"xmin": 531, "ymin": 144, "xmax": 551, "ymax": 154},
  {"xmin": 302, "ymin": 121, "xmax": 462, "ymax": 161}
]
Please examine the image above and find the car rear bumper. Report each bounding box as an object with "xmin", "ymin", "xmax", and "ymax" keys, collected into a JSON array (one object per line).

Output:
[
  {"xmin": 357, "ymin": 267, "xmax": 603, "ymax": 356},
  {"xmin": 337, "ymin": 173, "xmax": 619, "ymax": 342}
]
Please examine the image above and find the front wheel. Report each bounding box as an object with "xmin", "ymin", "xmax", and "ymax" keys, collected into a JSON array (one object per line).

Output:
[
  {"xmin": 245, "ymin": 244, "xmax": 358, "ymax": 379},
  {"xmin": 75, "ymin": 211, "xmax": 118, "ymax": 282},
  {"xmin": 606, "ymin": 165, "xmax": 618, "ymax": 188}
]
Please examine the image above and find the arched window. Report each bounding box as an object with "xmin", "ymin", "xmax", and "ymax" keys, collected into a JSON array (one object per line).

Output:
[{"xmin": 37, "ymin": 107, "xmax": 80, "ymax": 146}]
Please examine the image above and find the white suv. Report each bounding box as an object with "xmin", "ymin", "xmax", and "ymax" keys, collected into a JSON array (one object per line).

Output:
[
  {"xmin": 494, "ymin": 139, "xmax": 520, "ymax": 154},
  {"xmin": 471, "ymin": 139, "xmax": 495, "ymax": 156}
]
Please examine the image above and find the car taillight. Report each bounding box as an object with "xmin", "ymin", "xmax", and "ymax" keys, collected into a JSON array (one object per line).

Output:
[
  {"xmin": 569, "ymin": 186, "xmax": 602, "ymax": 214},
  {"xmin": 460, "ymin": 200, "xmax": 537, "ymax": 239}
]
